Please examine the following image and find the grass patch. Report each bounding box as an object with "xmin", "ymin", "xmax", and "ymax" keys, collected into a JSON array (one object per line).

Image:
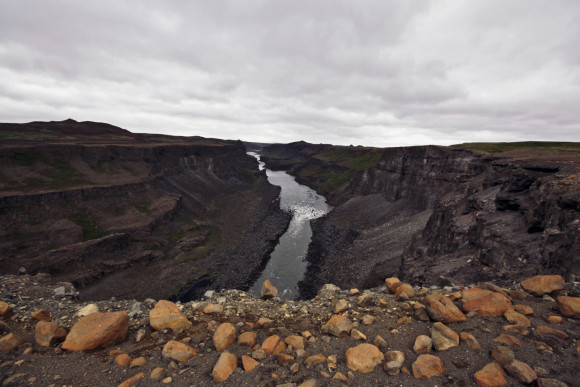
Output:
[
  {"xmin": 69, "ymin": 210, "xmax": 104, "ymax": 241},
  {"xmin": 134, "ymin": 203, "xmax": 153, "ymax": 215},
  {"xmin": 452, "ymin": 141, "xmax": 580, "ymax": 153},
  {"xmin": 176, "ymin": 227, "xmax": 221, "ymax": 263},
  {"xmin": 10, "ymin": 151, "xmax": 48, "ymax": 166}
]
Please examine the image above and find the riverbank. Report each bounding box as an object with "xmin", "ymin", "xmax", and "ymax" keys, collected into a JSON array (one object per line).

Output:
[{"xmin": 1, "ymin": 273, "xmax": 579, "ymax": 386}]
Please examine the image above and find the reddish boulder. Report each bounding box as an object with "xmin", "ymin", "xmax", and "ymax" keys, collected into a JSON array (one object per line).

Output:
[
  {"xmin": 345, "ymin": 343, "xmax": 384, "ymax": 373},
  {"xmin": 473, "ymin": 362, "xmax": 507, "ymax": 386},
  {"xmin": 521, "ymin": 275, "xmax": 565, "ymax": 296},
  {"xmin": 556, "ymin": 296, "xmax": 580, "ymax": 319},
  {"xmin": 212, "ymin": 352, "xmax": 237, "ymax": 382},
  {"xmin": 149, "ymin": 300, "xmax": 192, "ymax": 332},
  {"xmin": 35, "ymin": 321, "xmax": 67, "ymax": 347},
  {"xmin": 462, "ymin": 288, "xmax": 512, "ymax": 316},
  {"xmin": 162, "ymin": 340, "xmax": 197, "ymax": 362},
  {"xmin": 62, "ymin": 312, "xmax": 128, "ymax": 351},
  {"xmin": 423, "ymin": 294, "xmax": 466, "ymax": 323},
  {"xmin": 412, "ymin": 354, "xmax": 445, "ymax": 379}
]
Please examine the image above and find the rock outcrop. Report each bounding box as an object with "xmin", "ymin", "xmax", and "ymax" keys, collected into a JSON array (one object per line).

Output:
[{"xmin": 261, "ymin": 141, "xmax": 580, "ymax": 298}]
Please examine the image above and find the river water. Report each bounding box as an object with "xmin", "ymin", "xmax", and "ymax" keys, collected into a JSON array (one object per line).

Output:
[{"xmin": 247, "ymin": 152, "xmax": 332, "ymax": 300}]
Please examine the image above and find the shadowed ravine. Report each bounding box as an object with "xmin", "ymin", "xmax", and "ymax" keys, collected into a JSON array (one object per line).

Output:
[{"xmin": 247, "ymin": 152, "xmax": 332, "ymax": 300}]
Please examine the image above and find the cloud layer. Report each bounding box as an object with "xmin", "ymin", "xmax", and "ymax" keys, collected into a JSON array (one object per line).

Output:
[{"xmin": 1, "ymin": 0, "xmax": 579, "ymax": 146}]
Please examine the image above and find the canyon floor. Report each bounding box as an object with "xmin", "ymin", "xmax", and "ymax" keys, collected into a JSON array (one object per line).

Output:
[{"xmin": 1, "ymin": 273, "xmax": 579, "ymax": 386}]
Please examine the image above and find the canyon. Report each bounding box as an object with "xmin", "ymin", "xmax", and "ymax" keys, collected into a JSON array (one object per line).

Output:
[
  {"xmin": 1, "ymin": 121, "xmax": 579, "ymax": 386},
  {"xmin": 0, "ymin": 120, "xmax": 290, "ymax": 301},
  {"xmin": 259, "ymin": 141, "xmax": 580, "ymax": 298}
]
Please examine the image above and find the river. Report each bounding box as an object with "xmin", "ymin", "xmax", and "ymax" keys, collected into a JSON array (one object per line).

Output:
[{"xmin": 247, "ymin": 152, "xmax": 332, "ymax": 300}]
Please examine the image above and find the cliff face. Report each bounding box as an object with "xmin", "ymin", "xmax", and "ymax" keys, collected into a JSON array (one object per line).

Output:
[
  {"xmin": 0, "ymin": 121, "xmax": 290, "ymax": 301},
  {"xmin": 261, "ymin": 142, "xmax": 580, "ymax": 298}
]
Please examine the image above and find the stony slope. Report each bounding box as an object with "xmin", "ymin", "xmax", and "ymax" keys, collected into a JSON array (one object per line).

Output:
[
  {"xmin": 0, "ymin": 273, "xmax": 579, "ymax": 386},
  {"xmin": 260, "ymin": 142, "xmax": 580, "ymax": 298}
]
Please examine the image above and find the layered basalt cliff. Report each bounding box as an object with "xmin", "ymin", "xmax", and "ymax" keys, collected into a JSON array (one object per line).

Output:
[
  {"xmin": 0, "ymin": 120, "xmax": 290, "ymax": 301},
  {"xmin": 261, "ymin": 142, "xmax": 580, "ymax": 298}
]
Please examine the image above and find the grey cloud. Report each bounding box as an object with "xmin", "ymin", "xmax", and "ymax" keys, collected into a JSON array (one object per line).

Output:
[{"xmin": 0, "ymin": 0, "xmax": 578, "ymax": 146}]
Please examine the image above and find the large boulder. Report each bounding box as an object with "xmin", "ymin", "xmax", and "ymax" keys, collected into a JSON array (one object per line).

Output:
[
  {"xmin": 412, "ymin": 354, "xmax": 445, "ymax": 379},
  {"xmin": 431, "ymin": 322, "xmax": 459, "ymax": 351},
  {"xmin": 423, "ymin": 294, "xmax": 466, "ymax": 323},
  {"xmin": 462, "ymin": 288, "xmax": 512, "ymax": 316},
  {"xmin": 0, "ymin": 333, "xmax": 24, "ymax": 351},
  {"xmin": 556, "ymin": 296, "xmax": 580, "ymax": 318},
  {"xmin": 35, "ymin": 321, "xmax": 67, "ymax": 347},
  {"xmin": 385, "ymin": 277, "xmax": 402, "ymax": 294},
  {"xmin": 213, "ymin": 322, "xmax": 236, "ymax": 351},
  {"xmin": 345, "ymin": 344, "xmax": 384, "ymax": 373},
  {"xmin": 473, "ymin": 362, "xmax": 507, "ymax": 386},
  {"xmin": 212, "ymin": 352, "xmax": 237, "ymax": 382},
  {"xmin": 321, "ymin": 315, "xmax": 353, "ymax": 337},
  {"xmin": 261, "ymin": 280, "xmax": 278, "ymax": 299},
  {"xmin": 149, "ymin": 300, "xmax": 192, "ymax": 332},
  {"xmin": 162, "ymin": 340, "xmax": 197, "ymax": 362},
  {"xmin": 62, "ymin": 311, "xmax": 128, "ymax": 351},
  {"xmin": 520, "ymin": 275, "xmax": 565, "ymax": 296}
]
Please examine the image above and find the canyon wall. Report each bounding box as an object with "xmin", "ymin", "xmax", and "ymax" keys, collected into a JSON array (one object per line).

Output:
[
  {"xmin": 0, "ymin": 121, "xmax": 290, "ymax": 301},
  {"xmin": 261, "ymin": 142, "xmax": 580, "ymax": 298}
]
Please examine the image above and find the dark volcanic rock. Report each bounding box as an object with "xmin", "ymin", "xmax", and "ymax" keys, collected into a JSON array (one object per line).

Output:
[{"xmin": 262, "ymin": 142, "xmax": 580, "ymax": 298}]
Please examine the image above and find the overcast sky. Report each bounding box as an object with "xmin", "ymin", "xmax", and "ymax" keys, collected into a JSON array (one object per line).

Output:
[{"xmin": 1, "ymin": 1, "xmax": 579, "ymax": 147}]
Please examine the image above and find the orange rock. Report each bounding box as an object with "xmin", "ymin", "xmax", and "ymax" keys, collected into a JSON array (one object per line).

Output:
[
  {"xmin": 114, "ymin": 353, "xmax": 132, "ymax": 367},
  {"xmin": 150, "ymin": 367, "xmax": 165, "ymax": 380},
  {"xmin": 62, "ymin": 312, "xmax": 128, "ymax": 351},
  {"xmin": 129, "ymin": 357, "xmax": 147, "ymax": 368},
  {"xmin": 261, "ymin": 280, "xmax": 278, "ymax": 299},
  {"xmin": 213, "ymin": 322, "xmax": 236, "ymax": 351},
  {"xmin": 212, "ymin": 351, "xmax": 237, "ymax": 382},
  {"xmin": 285, "ymin": 335, "xmax": 306, "ymax": 350},
  {"xmin": 161, "ymin": 340, "xmax": 197, "ymax": 362},
  {"xmin": 423, "ymin": 294, "xmax": 466, "ymax": 323},
  {"xmin": 513, "ymin": 304, "xmax": 534, "ymax": 315},
  {"xmin": 577, "ymin": 339, "xmax": 580, "ymax": 355},
  {"xmin": 149, "ymin": 300, "xmax": 192, "ymax": 332},
  {"xmin": 546, "ymin": 315, "xmax": 563, "ymax": 324},
  {"xmin": 536, "ymin": 325, "xmax": 569, "ymax": 340},
  {"xmin": 385, "ymin": 277, "xmax": 402, "ymax": 294},
  {"xmin": 262, "ymin": 335, "xmax": 282, "ymax": 354},
  {"xmin": 492, "ymin": 334, "xmax": 523, "ymax": 347},
  {"xmin": 556, "ymin": 296, "xmax": 580, "ymax": 318},
  {"xmin": 345, "ymin": 343, "xmax": 384, "ymax": 373},
  {"xmin": 306, "ymin": 354, "xmax": 327, "ymax": 366},
  {"xmin": 462, "ymin": 288, "xmax": 512, "ymax": 316},
  {"xmin": 473, "ymin": 362, "xmax": 507, "ymax": 386},
  {"xmin": 238, "ymin": 331, "xmax": 257, "ymax": 347},
  {"xmin": 460, "ymin": 332, "xmax": 481, "ymax": 349},
  {"xmin": 502, "ymin": 310, "xmax": 530, "ymax": 334},
  {"xmin": 0, "ymin": 302, "xmax": 13, "ymax": 319},
  {"xmin": 203, "ymin": 304, "xmax": 224, "ymax": 314},
  {"xmin": 255, "ymin": 317, "xmax": 273, "ymax": 328},
  {"xmin": 0, "ymin": 333, "xmax": 24, "ymax": 351},
  {"xmin": 412, "ymin": 354, "xmax": 445, "ymax": 379},
  {"xmin": 35, "ymin": 321, "xmax": 67, "ymax": 347},
  {"xmin": 431, "ymin": 322, "xmax": 459, "ymax": 351},
  {"xmin": 321, "ymin": 315, "xmax": 353, "ymax": 337},
  {"xmin": 117, "ymin": 372, "xmax": 144, "ymax": 387},
  {"xmin": 30, "ymin": 309, "xmax": 51, "ymax": 322},
  {"xmin": 272, "ymin": 340, "xmax": 287, "ymax": 354},
  {"xmin": 242, "ymin": 355, "xmax": 259, "ymax": 372},
  {"xmin": 413, "ymin": 335, "xmax": 432, "ymax": 354},
  {"xmin": 276, "ymin": 353, "xmax": 295, "ymax": 364},
  {"xmin": 491, "ymin": 346, "xmax": 514, "ymax": 366},
  {"xmin": 396, "ymin": 284, "xmax": 415, "ymax": 299},
  {"xmin": 521, "ymin": 275, "xmax": 565, "ymax": 296},
  {"xmin": 505, "ymin": 360, "xmax": 537, "ymax": 384}
]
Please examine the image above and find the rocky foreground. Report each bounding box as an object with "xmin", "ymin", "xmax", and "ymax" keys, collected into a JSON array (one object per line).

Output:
[{"xmin": 1, "ymin": 274, "xmax": 579, "ymax": 386}]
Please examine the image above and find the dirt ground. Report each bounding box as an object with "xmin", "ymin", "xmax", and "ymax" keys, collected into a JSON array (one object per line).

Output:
[{"xmin": 1, "ymin": 273, "xmax": 579, "ymax": 386}]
